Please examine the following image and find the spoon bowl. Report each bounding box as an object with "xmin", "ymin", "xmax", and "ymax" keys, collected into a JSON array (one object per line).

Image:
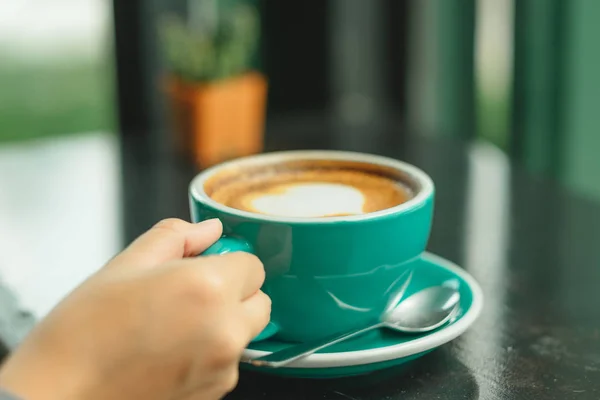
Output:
[{"xmin": 384, "ymin": 286, "xmax": 461, "ymax": 333}]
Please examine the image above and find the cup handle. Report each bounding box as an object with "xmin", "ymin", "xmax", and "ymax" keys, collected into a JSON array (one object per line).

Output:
[{"xmin": 202, "ymin": 237, "xmax": 279, "ymax": 342}]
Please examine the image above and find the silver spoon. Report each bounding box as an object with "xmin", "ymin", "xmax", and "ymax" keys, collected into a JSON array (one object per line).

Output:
[{"xmin": 250, "ymin": 285, "xmax": 460, "ymax": 368}]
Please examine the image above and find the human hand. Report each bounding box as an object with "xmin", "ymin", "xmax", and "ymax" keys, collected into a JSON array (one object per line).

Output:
[{"xmin": 0, "ymin": 218, "xmax": 271, "ymax": 400}]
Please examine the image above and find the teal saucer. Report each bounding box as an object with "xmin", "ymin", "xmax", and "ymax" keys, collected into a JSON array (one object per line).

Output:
[{"xmin": 240, "ymin": 252, "xmax": 483, "ymax": 379}]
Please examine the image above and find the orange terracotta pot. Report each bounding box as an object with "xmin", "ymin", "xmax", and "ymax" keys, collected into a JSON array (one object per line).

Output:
[{"xmin": 165, "ymin": 72, "xmax": 268, "ymax": 168}]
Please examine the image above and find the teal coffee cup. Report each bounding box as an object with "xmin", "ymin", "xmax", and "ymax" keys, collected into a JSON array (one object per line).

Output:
[{"xmin": 189, "ymin": 150, "xmax": 435, "ymax": 343}]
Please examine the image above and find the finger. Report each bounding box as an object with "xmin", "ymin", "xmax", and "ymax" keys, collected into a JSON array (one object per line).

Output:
[
  {"xmin": 113, "ymin": 218, "xmax": 222, "ymax": 268},
  {"xmin": 197, "ymin": 252, "xmax": 266, "ymax": 301},
  {"xmin": 240, "ymin": 291, "xmax": 272, "ymax": 341}
]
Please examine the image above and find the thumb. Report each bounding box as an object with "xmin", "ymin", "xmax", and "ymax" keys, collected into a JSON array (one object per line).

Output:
[{"xmin": 111, "ymin": 218, "xmax": 222, "ymax": 269}]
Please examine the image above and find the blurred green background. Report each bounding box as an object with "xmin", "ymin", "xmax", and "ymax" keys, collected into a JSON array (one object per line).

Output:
[
  {"xmin": 0, "ymin": 57, "xmax": 114, "ymax": 142},
  {"xmin": 0, "ymin": 0, "xmax": 115, "ymax": 143}
]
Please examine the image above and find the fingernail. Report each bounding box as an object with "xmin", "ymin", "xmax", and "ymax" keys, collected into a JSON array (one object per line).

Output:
[{"xmin": 199, "ymin": 218, "xmax": 221, "ymax": 226}]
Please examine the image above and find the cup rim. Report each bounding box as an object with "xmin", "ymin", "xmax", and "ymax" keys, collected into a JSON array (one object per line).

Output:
[{"xmin": 189, "ymin": 150, "xmax": 434, "ymax": 224}]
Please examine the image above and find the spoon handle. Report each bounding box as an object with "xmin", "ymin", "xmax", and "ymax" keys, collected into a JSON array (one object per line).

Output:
[{"xmin": 249, "ymin": 321, "xmax": 384, "ymax": 368}]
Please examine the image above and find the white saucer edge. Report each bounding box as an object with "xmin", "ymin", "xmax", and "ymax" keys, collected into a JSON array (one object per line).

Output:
[{"xmin": 241, "ymin": 252, "xmax": 484, "ymax": 369}]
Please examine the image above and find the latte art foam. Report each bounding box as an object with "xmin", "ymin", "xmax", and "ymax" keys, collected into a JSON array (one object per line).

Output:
[
  {"xmin": 251, "ymin": 182, "xmax": 365, "ymax": 218},
  {"xmin": 204, "ymin": 159, "xmax": 414, "ymax": 218}
]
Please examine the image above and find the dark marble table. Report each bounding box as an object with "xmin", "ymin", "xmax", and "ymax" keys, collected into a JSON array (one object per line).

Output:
[{"xmin": 1, "ymin": 123, "xmax": 600, "ymax": 399}]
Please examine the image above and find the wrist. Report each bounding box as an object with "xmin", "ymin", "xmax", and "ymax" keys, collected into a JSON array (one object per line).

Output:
[{"xmin": 0, "ymin": 339, "xmax": 97, "ymax": 400}]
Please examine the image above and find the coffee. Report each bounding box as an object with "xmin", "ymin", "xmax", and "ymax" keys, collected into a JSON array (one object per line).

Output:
[{"xmin": 204, "ymin": 159, "xmax": 414, "ymax": 218}]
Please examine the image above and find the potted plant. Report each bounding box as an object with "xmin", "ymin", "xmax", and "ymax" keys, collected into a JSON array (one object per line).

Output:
[{"xmin": 159, "ymin": 0, "xmax": 267, "ymax": 168}]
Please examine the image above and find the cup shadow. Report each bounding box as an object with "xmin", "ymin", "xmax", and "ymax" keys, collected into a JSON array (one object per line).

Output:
[{"xmin": 226, "ymin": 347, "xmax": 479, "ymax": 400}]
